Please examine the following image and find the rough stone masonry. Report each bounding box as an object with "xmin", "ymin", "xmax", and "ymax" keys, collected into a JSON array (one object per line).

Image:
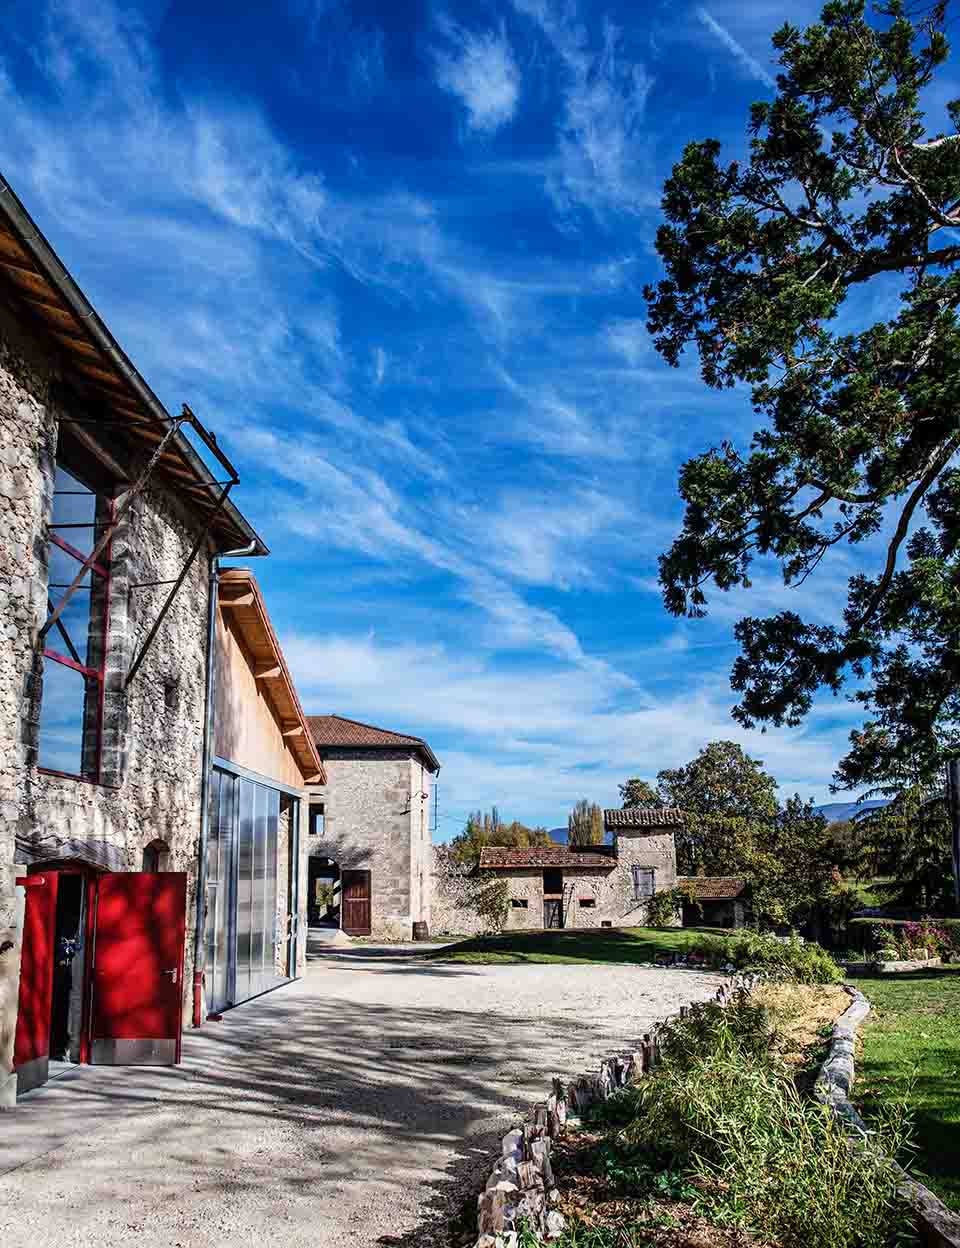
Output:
[{"xmin": 0, "ymin": 290, "xmax": 217, "ymax": 1101}]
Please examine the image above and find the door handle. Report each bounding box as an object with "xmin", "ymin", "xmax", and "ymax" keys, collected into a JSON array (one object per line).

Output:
[{"xmin": 160, "ymin": 968, "xmax": 178, "ymax": 984}]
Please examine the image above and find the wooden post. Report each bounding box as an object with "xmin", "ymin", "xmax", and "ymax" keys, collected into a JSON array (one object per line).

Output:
[{"xmin": 947, "ymin": 759, "xmax": 960, "ymax": 914}]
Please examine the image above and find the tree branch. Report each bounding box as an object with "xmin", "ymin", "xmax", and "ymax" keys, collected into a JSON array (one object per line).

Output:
[{"xmin": 853, "ymin": 435, "xmax": 960, "ymax": 631}]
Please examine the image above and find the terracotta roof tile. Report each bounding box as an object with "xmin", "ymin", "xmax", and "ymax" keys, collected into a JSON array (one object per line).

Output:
[
  {"xmin": 677, "ymin": 876, "xmax": 747, "ymax": 900},
  {"xmin": 604, "ymin": 806, "xmax": 685, "ymax": 828},
  {"xmin": 479, "ymin": 846, "xmax": 616, "ymax": 869},
  {"xmin": 307, "ymin": 714, "xmax": 439, "ymax": 771}
]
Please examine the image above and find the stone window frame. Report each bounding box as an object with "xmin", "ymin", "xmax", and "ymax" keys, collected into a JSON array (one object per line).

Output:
[
  {"xmin": 510, "ymin": 898, "xmax": 529, "ymax": 909},
  {"xmin": 308, "ymin": 802, "xmax": 325, "ymax": 836},
  {"xmin": 578, "ymin": 897, "xmax": 596, "ymax": 908},
  {"xmin": 631, "ymin": 865, "xmax": 656, "ymax": 902},
  {"xmin": 38, "ymin": 453, "xmax": 114, "ymax": 783}
]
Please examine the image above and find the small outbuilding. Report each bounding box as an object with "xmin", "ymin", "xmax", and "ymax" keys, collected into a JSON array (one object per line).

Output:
[
  {"xmin": 677, "ymin": 876, "xmax": 748, "ymax": 929},
  {"xmin": 434, "ymin": 807, "xmax": 682, "ymax": 933}
]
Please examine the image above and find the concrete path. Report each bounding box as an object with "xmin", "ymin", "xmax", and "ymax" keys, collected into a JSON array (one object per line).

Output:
[{"xmin": 0, "ymin": 946, "xmax": 723, "ymax": 1248}]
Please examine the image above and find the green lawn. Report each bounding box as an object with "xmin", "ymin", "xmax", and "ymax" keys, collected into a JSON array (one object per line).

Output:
[
  {"xmin": 426, "ymin": 925, "xmax": 729, "ymax": 965},
  {"xmin": 854, "ymin": 966, "xmax": 960, "ymax": 1213}
]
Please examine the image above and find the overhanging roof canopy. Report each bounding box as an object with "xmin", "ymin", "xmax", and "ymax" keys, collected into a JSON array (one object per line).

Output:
[
  {"xmin": 0, "ymin": 174, "xmax": 266, "ymax": 556},
  {"xmin": 219, "ymin": 569, "xmax": 325, "ymax": 785}
]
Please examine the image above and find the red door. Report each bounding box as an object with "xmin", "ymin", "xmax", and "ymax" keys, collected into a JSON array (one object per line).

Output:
[
  {"xmin": 90, "ymin": 873, "xmax": 187, "ymax": 1065},
  {"xmin": 341, "ymin": 870, "xmax": 371, "ymax": 935},
  {"xmin": 13, "ymin": 873, "xmax": 59, "ymax": 1095}
]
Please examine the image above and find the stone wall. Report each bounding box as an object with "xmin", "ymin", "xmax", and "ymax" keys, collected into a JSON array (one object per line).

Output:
[
  {"xmin": 430, "ymin": 848, "xmax": 488, "ymax": 937},
  {"xmin": 472, "ymin": 979, "xmax": 739, "ymax": 1246},
  {"xmin": 0, "ymin": 295, "xmax": 215, "ymax": 1083},
  {"xmin": 306, "ymin": 750, "xmax": 431, "ymax": 938},
  {"xmin": 816, "ymin": 987, "xmax": 960, "ymax": 1248},
  {"xmin": 0, "ymin": 300, "xmax": 58, "ymax": 1102},
  {"xmin": 430, "ymin": 831, "xmax": 679, "ymax": 936},
  {"xmin": 605, "ymin": 831, "xmax": 678, "ymax": 926}
]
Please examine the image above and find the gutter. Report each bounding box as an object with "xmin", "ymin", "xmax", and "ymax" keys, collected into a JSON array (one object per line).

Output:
[
  {"xmin": 192, "ymin": 540, "xmax": 258, "ymax": 1028},
  {"xmin": 0, "ymin": 174, "xmax": 268, "ymax": 557}
]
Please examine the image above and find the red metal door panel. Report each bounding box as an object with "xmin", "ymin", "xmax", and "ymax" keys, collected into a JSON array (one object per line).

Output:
[
  {"xmin": 341, "ymin": 870, "xmax": 371, "ymax": 935},
  {"xmin": 13, "ymin": 873, "xmax": 60, "ymax": 1094},
  {"xmin": 90, "ymin": 872, "xmax": 187, "ymax": 1065}
]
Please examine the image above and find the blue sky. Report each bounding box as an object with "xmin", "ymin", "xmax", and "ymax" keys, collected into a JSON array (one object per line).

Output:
[{"xmin": 5, "ymin": 0, "xmax": 953, "ymax": 834}]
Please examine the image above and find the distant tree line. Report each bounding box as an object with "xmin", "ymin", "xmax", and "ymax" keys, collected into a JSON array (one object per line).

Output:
[{"xmin": 449, "ymin": 807, "xmax": 553, "ymax": 866}]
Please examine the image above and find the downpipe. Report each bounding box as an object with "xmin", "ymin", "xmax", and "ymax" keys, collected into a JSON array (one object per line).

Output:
[{"xmin": 193, "ymin": 541, "xmax": 258, "ymax": 1028}]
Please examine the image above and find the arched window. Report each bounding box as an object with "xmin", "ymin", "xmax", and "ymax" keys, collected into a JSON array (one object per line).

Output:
[{"xmin": 142, "ymin": 839, "xmax": 170, "ymax": 872}]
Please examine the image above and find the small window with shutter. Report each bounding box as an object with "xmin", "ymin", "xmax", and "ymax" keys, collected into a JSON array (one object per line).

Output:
[{"xmin": 632, "ymin": 866, "xmax": 655, "ymax": 901}]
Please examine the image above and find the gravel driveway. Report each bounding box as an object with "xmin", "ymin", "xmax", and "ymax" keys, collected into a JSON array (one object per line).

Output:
[{"xmin": 0, "ymin": 945, "xmax": 722, "ymax": 1248}]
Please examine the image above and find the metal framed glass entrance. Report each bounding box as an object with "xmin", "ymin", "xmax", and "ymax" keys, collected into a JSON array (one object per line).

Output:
[{"xmin": 205, "ymin": 764, "xmax": 299, "ymax": 1013}]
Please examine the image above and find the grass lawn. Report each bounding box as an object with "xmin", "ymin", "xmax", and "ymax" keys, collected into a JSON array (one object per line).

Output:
[
  {"xmin": 426, "ymin": 925, "xmax": 729, "ymax": 965},
  {"xmin": 855, "ymin": 965, "xmax": 960, "ymax": 1213}
]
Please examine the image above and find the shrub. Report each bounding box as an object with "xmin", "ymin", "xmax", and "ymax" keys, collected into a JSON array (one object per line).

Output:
[
  {"xmin": 654, "ymin": 991, "xmax": 777, "ymax": 1073},
  {"xmin": 691, "ymin": 930, "xmax": 844, "ymax": 984},
  {"xmin": 646, "ymin": 886, "xmax": 684, "ymax": 928},
  {"xmin": 624, "ymin": 1008, "xmax": 915, "ymax": 1248},
  {"xmin": 867, "ymin": 919, "xmax": 954, "ymax": 960}
]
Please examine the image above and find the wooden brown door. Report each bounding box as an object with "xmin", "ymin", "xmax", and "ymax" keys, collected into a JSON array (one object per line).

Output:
[{"xmin": 341, "ymin": 870, "xmax": 371, "ymax": 935}]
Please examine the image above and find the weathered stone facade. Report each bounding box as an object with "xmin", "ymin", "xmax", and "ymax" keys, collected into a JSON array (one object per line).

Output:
[
  {"xmin": 0, "ymin": 297, "xmax": 218, "ymax": 1087},
  {"xmin": 306, "ymin": 750, "xmax": 435, "ymax": 939},
  {"xmin": 494, "ymin": 831, "xmax": 677, "ymax": 931},
  {"xmin": 431, "ymin": 822, "xmax": 680, "ymax": 936}
]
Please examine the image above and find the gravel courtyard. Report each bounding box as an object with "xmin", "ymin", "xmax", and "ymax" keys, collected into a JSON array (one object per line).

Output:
[{"xmin": 0, "ymin": 945, "xmax": 723, "ymax": 1248}]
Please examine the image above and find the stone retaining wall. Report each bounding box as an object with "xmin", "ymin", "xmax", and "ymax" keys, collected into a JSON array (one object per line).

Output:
[
  {"xmin": 843, "ymin": 956, "xmax": 943, "ymax": 975},
  {"xmin": 816, "ymin": 987, "xmax": 960, "ymax": 1248},
  {"xmin": 471, "ymin": 978, "xmax": 960, "ymax": 1248},
  {"xmin": 472, "ymin": 979, "xmax": 741, "ymax": 1247}
]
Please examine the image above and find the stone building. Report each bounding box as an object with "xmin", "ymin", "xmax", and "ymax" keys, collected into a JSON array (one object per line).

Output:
[
  {"xmin": 303, "ymin": 715, "xmax": 440, "ymax": 938},
  {"xmin": 0, "ymin": 177, "xmax": 282, "ymax": 1102},
  {"xmin": 432, "ymin": 807, "xmax": 681, "ymax": 934}
]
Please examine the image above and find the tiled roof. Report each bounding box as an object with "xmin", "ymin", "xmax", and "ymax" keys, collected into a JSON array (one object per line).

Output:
[
  {"xmin": 604, "ymin": 806, "xmax": 685, "ymax": 829},
  {"xmin": 307, "ymin": 714, "xmax": 439, "ymax": 771},
  {"xmin": 479, "ymin": 846, "xmax": 617, "ymax": 870},
  {"xmin": 677, "ymin": 876, "xmax": 747, "ymax": 900}
]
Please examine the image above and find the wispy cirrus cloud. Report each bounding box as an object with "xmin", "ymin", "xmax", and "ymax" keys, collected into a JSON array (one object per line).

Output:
[
  {"xmin": 284, "ymin": 629, "xmax": 860, "ymax": 823},
  {"xmin": 604, "ymin": 318, "xmax": 649, "ymax": 367},
  {"xmin": 434, "ymin": 17, "xmax": 521, "ymax": 133},
  {"xmin": 512, "ymin": 0, "xmax": 655, "ymax": 220},
  {"xmin": 0, "ymin": 0, "xmax": 886, "ymax": 826},
  {"xmin": 695, "ymin": 7, "xmax": 776, "ymax": 89}
]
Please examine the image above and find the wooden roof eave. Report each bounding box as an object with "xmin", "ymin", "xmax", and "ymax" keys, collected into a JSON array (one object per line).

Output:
[
  {"xmin": 0, "ymin": 181, "xmax": 267, "ymax": 556},
  {"xmin": 219, "ymin": 569, "xmax": 326, "ymax": 785}
]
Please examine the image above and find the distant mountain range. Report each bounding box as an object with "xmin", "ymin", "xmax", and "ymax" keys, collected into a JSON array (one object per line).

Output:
[{"xmin": 813, "ymin": 799, "xmax": 889, "ymax": 823}]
